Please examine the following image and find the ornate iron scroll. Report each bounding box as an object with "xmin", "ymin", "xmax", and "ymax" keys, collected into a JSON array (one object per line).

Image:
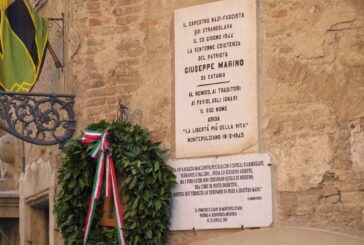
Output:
[{"xmin": 0, "ymin": 92, "xmax": 75, "ymax": 147}]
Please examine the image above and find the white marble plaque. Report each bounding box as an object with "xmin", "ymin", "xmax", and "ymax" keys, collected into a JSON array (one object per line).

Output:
[
  {"xmin": 169, "ymin": 153, "xmax": 272, "ymax": 230},
  {"xmin": 174, "ymin": 0, "xmax": 258, "ymax": 158}
]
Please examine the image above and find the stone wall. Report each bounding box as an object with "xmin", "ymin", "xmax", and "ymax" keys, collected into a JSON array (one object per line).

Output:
[
  {"xmin": 0, "ymin": 134, "xmax": 19, "ymax": 191},
  {"xmin": 18, "ymin": 0, "xmax": 65, "ymax": 244},
  {"xmin": 16, "ymin": 0, "xmax": 364, "ymax": 244},
  {"xmin": 261, "ymin": 0, "xmax": 364, "ymax": 237}
]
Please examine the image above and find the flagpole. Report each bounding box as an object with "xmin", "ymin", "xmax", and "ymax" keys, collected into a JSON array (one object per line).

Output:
[{"xmin": 47, "ymin": 41, "xmax": 63, "ymax": 69}]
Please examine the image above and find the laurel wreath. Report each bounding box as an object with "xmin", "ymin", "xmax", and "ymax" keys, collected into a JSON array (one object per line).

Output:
[{"xmin": 55, "ymin": 120, "xmax": 176, "ymax": 244}]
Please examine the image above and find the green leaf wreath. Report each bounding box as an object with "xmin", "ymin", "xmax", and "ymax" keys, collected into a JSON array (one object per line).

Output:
[{"xmin": 55, "ymin": 120, "xmax": 176, "ymax": 244}]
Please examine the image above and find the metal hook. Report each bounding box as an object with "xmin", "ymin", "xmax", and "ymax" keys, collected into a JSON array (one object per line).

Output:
[{"xmin": 117, "ymin": 99, "xmax": 128, "ymax": 123}]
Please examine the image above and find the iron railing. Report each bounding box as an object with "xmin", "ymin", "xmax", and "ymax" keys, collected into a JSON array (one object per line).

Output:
[{"xmin": 0, "ymin": 92, "xmax": 75, "ymax": 148}]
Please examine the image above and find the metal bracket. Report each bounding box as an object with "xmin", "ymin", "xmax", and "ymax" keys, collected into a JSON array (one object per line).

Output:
[
  {"xmin": 48, "ymin": 14, "xmax": 65, "ymax": 69},
  {"xmin": 0, "ymin": 91, "xmax": 75, "ymax": 148}
]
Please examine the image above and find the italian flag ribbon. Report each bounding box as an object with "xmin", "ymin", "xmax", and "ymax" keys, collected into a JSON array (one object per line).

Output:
[{"xmin": 81, "ymin": 130, "xmax": 127, "ymax": 245}]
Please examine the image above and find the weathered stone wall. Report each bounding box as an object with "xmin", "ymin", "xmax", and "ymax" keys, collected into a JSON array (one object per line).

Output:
[
  {"xmin": 0, "ymin": 134, "xmax": 19, "ymax": 191},
  {"xmin": 17, "ymin": 0, "xmax": 65, "ymax": 244},
  {"xmin": 261, "ymin": 0, "xmax": 364, "ymax": 238},
  {"xmin": 19, "ymin": 157, "xmax": 60, "ymax": 245},
  {"xmin": 16, "ymin": 0, "xmax": 364, "ymax": 244},
  {"xmin": 66, "ymin": 0, "xmax": 364, "ymax": 240}
]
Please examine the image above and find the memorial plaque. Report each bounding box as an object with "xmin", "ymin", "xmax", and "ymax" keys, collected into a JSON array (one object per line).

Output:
[
  {"xmin": 169, "ymin": 153, "xmax": 272, "ymax": 230},
  {"xmin": 175, "ymin": 0, "xmax": 258, "ymax": 158}
]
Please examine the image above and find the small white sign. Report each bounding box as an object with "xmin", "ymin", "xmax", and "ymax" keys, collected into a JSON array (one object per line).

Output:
[
  {"xmin": 169, "ymin": 153, "xmax": 272, "ymax": 230},
  {"xmin": 174, "ymin": 0, "xmax": 258, "ymax": 158}
]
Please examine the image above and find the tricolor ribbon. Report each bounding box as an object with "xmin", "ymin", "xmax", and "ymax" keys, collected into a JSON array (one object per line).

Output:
[{"xmin": 82, "ymin": 130, "xmax": 126, "ymax": 245}]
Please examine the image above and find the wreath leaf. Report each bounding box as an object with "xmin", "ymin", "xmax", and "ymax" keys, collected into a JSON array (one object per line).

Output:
[{"xmin": 55, "ymin": 120, "xmax": 176, "ymax": 245}]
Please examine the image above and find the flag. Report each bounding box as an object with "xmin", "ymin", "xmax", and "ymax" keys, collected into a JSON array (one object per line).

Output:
[{"xmin": 0, "ymin": 0, "xmax": 48, "ymax": 92}]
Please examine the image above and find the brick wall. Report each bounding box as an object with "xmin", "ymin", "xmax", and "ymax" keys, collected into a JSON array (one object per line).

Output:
[
  {"xmin": 261, "ymin": 0, "xmax": 364, "ymax": 237},
  {"xmin": 65, "ymin": 0, "xmax": 364, "ymax": 241},
  {"xmin": 19, "ymin": 0, "xmax": 364, "ymax": 244}
]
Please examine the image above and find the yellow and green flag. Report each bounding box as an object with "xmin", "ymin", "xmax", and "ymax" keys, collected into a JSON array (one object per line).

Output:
[{"xmin": 0, "ymin": 0, "xmax": 48, "ymax": 92}]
